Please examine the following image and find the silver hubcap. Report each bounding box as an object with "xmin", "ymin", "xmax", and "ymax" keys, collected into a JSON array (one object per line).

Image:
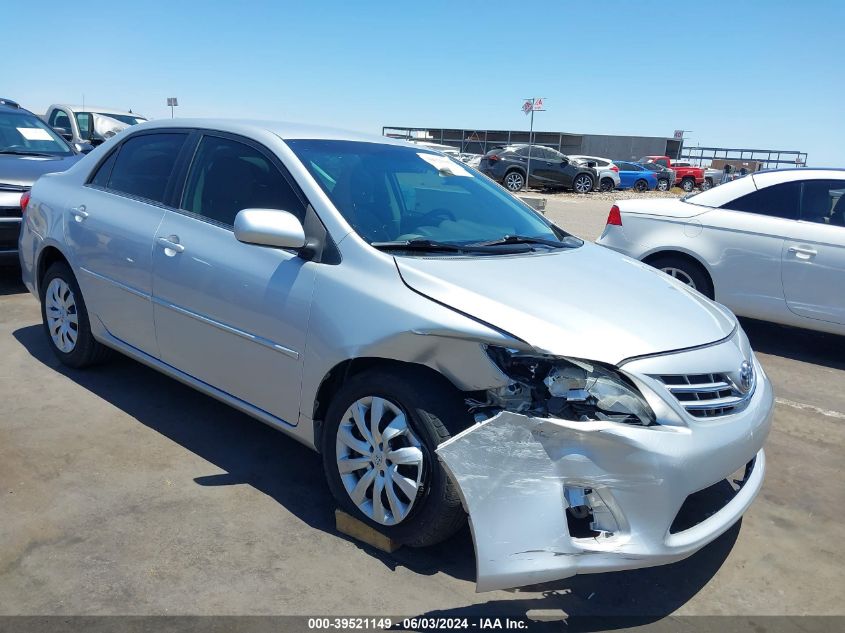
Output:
[
  {"xmin": 45, "ymin": 278, "xmax": 79, "ymax": 353},
  {"xmin": 505, "ymin": 173, "xmax": 524, "ymax": 191},
  {"xmin": 574, "ymin": 175, "xmax": 591, "ymax": 193},
  {"xmin": 683, "ymin": 180, "xmax": 694, "ymax": 191},
  {"xmin": 335, "ymin": 396, "xmax": 424, "ymax": 526},
  {"xmin": 658, "ymin": 180, "xmax": 668, "ymax": 191},
  {"xmin": 662, "ymin": 267, "xmax": 696, "ymax": 289}
]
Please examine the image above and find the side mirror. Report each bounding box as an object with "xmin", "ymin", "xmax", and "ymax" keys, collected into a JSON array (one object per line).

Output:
[
  {"xmin": 74, "ymin": 142, "xmax": 95, "ymax": 154},
  {"xmin": 53, "ymin": 127, "xmax": 73, "ymax": 141},
  {"xmin": 234, "ymin": 208, "xmax": 306, "ymax": 249}
]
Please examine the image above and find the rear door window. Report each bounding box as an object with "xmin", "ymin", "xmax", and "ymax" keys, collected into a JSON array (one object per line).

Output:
[
  {"xmin": 721, "ymin": 181, "xmax": 800, "ymax": 219},
  {"xmin": 800, "ymin": 180, "xmax": 845, "ymax": 227},
  {"xmin": 106, "ymin": 133, "xmax": 188, "ymax": 204}
]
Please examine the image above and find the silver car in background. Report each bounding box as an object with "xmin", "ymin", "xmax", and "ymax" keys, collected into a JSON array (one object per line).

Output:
[
  {"xmin": 20, "ymin": 119, "xmax": 773, "ymax": 591},
  {"xmin": 597, "ymin": 169, "xmax": 845, "ymax": 336},
  {"xmin": 569, "ymin": 154, "xmax": 621, "ymax": 192}
]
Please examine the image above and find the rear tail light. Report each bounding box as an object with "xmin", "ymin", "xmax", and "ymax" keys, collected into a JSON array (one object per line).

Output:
[
  {"xmin": 20, "ymin": 191, "xmax": 31, "ymax": 213},
  {"xmin": 610, "ymin": 165, "xmax": 619, "ymax": 172},
  {"xmin": 606, "ymin": 205, "xmax": 622, "ymax": 226},
  {"xmin": 488, "ymin": 154, "xmax": 499, "ymax": 163}
]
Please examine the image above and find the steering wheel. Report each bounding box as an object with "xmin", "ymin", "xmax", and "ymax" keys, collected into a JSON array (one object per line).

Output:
[{"xmin": 417, "ymin": 208, "xmax": 456, "ymax": 226}]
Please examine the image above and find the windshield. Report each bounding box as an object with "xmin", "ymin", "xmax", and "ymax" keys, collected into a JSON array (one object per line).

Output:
[
  {"xmin": 0, "ymin": 110, "xmax": 73, "ymax": 156},
  {"xmin": 287, "ymin": 140, "xmax": 563, "ymax": 247}
]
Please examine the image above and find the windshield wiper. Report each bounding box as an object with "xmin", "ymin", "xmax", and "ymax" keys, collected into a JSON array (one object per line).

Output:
[
  {"xmin": 371, "ymin": 238, "xmax": 530, "ymax": 254},
  {"xmin": 0, "ymin": 149, "xmax": 55, "ymax": 157},
  {"xmin": 469, "ymin": 234, "xmax": 582, "ymax": 248}
]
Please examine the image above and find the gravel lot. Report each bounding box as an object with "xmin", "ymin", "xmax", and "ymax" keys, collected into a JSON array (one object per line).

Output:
[{"xmin": 1, "ymin": 197, "xmax": 843, "ymax": 622}]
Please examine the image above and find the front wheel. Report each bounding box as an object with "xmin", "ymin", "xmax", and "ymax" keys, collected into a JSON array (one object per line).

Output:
[
  {"xmin": 503, "ymin": 170, "xmax": 525, "ymax": 191},
  {"xmin": 40, "ymin": 261, "xmax": 112, "ymax": 368},
  {"xmin": 656, "ymin": 178, "xmax": 670, "ymax": 192},
  {"xmin": 572, "ymin": 173, "xmax": 593, "ymax": 194},
  {"xmin": 322, "ymin": 368, "xmax": 470, "ymax": 547},
  {"xmin": 702, "ymin": 178, "xmax": 713, "ymax": 190},
  {"xmin": 681, "ymin": 177, "xmax": 695, "ymax": 192}
]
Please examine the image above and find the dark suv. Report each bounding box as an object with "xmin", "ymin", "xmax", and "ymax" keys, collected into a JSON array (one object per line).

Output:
[
  {"xmin": 479, "ymin": 144, "xmax": 597, "ymax": 193},
  {"xmin": 0, "ymin": 99, "xmax": 82, "ymax": 263}
]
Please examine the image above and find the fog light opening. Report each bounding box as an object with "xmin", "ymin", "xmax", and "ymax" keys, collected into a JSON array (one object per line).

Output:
[{"xmin": 564, "ymin": 486, "xmax": 619, "ymax": 539}]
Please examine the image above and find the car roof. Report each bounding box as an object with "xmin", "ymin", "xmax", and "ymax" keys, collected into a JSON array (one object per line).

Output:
[
  {"xmin": 49, "ymin": 104, "xmax": 147, "ymax": 117},
  {"xmin": 127, "ymin": 118, "xmax": 415, "ymax": 145}
]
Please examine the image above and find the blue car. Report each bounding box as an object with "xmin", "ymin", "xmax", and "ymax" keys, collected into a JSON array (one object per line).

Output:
[{"xmin": 613, "ymin": 161, "xmax": 659, "ymax": 191}]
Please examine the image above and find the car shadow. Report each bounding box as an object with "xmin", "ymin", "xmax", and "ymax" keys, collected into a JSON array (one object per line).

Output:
[
  {"xmin": 0, "ymin": 265, "xmax": 26, "ymax": 296},
  {"xmin": 12, "ymin": 323, "xmax": 737, "ymax": 621},
  {"xmin": 740, "ymin": 317, "xmax": 845, "ymax": 371}
]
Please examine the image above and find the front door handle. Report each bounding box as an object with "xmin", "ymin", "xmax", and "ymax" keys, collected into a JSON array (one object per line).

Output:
[
  {"xmin": 788, "ymin": 245, "xmax": 818, "ymax": 259},
  {"xmin": 70, "ymin": 205, "xmax": 88, "ymax": 222},
  {"xmin": 157, "ymin": 236, "xmax": 185, "ymax": 254}
]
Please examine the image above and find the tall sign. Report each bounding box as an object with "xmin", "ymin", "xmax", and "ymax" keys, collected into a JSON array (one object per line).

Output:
[{"xmin": 522, "ymin": 98, "xmax": 546, "ymax": 190}]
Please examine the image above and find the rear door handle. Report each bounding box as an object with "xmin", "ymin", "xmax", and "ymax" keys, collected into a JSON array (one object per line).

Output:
[
  {"xmin": 70, "ymin": 205, "xmax": 88, "ymax": 222},
  {"xmin": 788, "ymin": 245, "xmax": 817, "ymax": 258},
  {"xmin": 157, "ymin": 236, "xmax": 185, "ymax": 254}
]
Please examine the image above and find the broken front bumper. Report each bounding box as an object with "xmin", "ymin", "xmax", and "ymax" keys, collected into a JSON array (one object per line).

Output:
[{"xmin": 436, "ymin": 357, "xmax": 773, "ymax": 592}]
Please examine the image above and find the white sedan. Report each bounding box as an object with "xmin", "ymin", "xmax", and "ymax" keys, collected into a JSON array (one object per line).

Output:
[{"xmin": 597, "ymin": 168, "xmax": 845, "ymax": 336}]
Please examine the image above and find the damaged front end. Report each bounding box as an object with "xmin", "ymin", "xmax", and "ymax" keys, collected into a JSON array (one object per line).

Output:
[
  {"xmin": 438, "ymin": 346, "xmax": 773, "ymax": 592},
  {"xmin": 468, "ymin": 346, "xmax": 655, "ymax": 427}
]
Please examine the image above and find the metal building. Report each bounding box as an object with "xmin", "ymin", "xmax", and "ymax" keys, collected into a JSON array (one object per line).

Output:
[{"xmin": 383, "ymin": 126, "xmax": 683, "ymax": 161}]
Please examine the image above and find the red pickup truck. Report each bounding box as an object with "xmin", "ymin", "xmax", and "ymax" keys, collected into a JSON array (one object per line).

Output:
[{"xmin": 639, "ymin": 156, "xmax": 705, "ymax": 192}]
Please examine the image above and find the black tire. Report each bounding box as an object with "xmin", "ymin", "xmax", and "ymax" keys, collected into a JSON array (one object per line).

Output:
[
  {"xmin": 503, "ymin": 170, "xmax": 525, "ymax": 192},
  {"xmin": 634, "ymin": 179, "xmax": 649, "ymax": 192},
  {"xmin": 681, "ymin": 177, "xmax": 695, "ymax": 192},
  {"xmin": 647, "ymin": 254, "xmax": 714, "ymax": 299},
  {"xmin": 599, "ymin": 177, "xmax": 615, "ymax": 192},
  {"xmin": 321, "ymin": 367, "xmax": 471, "ymax": 547},
  {"xmin": 572, "ymin": 173, "xmax": 594, "ymax": 194},
  {"xmin": 39, "ymin": 261, "xmax": 112, "ymax": 368},
  {"xmin": 657, "ymin": 178, "xmax": 670, "ymax": 192}
]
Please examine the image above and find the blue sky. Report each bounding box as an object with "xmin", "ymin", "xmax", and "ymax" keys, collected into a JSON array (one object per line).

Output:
[{"xmin": 3, "ymin": 0, "xmax": 843, "ymax": 165}]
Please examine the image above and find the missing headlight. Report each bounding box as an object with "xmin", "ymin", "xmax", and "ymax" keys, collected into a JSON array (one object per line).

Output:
[{"xmin": 471, "ymin": 346, "xmax": 655, "ymax": 426}]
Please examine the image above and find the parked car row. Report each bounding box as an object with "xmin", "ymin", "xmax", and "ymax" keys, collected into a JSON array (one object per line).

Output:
[
  {"xmin": 478, "ymin": 144, "xmax": 599, "ymax": 193},
  {"xmin": 0, "ymin": 98, "xmax": 147, "ymax": 263},
  {"xmin": 473, "ymin": 144, "xmax": 713, "ymax": 194}
]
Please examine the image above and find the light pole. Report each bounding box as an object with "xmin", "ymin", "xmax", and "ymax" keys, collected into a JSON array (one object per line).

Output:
[
  {"xmin": 167, "ymin": 97, "xmax": 179, "ymax": 118},
  {"xmin": 522, "ymin": 98, "xmax": 545, "ymax": 191}
]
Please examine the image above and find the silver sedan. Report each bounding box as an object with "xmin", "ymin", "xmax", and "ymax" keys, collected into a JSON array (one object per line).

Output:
[{"xmin": 19, "ymin": 119, "xmax": 773, "ymax": 591}]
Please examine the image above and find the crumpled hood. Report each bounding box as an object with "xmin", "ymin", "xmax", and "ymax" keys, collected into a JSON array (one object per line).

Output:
[
  {"xmin": 395, "ymin": 242, "xmax": 735, "ymax": 364},
  {"xmin": 0, "ymin": 154, "xmax": 83, "ymax": 188}
]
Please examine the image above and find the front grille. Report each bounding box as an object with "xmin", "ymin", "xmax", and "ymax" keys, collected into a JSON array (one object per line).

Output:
[
  {"xmin": 669, "ymin": 459, "xmax": 754, "ymax": 533},
  {"xmin": 657, "ymin": 373, "xmax": 751, "ymax": 418}
]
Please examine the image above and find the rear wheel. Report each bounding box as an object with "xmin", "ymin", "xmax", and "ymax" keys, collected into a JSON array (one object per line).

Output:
[
  {"xmin": 599, "ymin": 177, "xmax": 615, "ymax": 192},
  {"xmin": 572, "ymin": 173, "xmax": 593, "ymax": 194},
  {"xmin": 504, "ymin": 170, "xmax": 525, "ymax": 192},
  {"xmin": 681, "ymin": 177, "xmax": 695, "ymax": 192},
  {"xmin": 656, "ymin": 178, "xmax": 670, "ymax": 192},
  {"xmin": 647, "ymin": 254, "xmax": 714, "ymax": 299},
  {"xmin": 40, "ymin": 261, "xmax": 112, "ymax": 368},
  {"xmin": 322, "ymin": 368, "xmax": 470, "ymax": 547},
  {"xmin": 634, "ymin": 179, "xmax": 649, "ymax": 192}
]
